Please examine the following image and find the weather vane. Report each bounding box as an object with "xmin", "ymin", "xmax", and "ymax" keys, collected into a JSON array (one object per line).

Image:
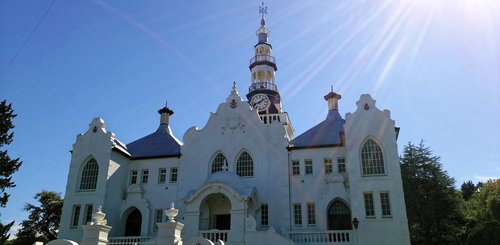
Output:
[{"xmin": 259, "ymin": 2, "xmax": 267, "ymax": 19}]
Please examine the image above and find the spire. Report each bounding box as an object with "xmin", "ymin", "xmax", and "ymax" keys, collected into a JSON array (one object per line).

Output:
[
  {"xmin": 259, "ymin": 2, "xmax": 267, "ymax": 25},
  {"xmin": 324, "ymin": 86, "xmax": 342, "ymax": 111},
  {"xmin": 256, "ymin": 2, "xmax": 270, "ymax": 44},
  {"xmin": 231, "ymin": 81, "xmax": 238, "ymax": 96}
]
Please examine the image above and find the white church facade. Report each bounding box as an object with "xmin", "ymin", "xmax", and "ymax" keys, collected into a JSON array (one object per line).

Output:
[{"xmin": 58, "ymin": 10, "xmax": 411, "ymax": 245}]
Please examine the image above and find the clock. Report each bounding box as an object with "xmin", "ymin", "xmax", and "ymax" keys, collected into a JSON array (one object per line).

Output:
[{"xmin": 250, "ymin": 94, "xmax": 270, "ymax": 111}]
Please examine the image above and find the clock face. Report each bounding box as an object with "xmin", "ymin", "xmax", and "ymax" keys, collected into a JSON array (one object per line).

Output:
[{"xmin": 250, "ymin": 94, "xmax": 270, "ymax": 111}]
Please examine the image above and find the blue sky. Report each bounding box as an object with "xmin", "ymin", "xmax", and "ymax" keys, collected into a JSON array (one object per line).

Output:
[{"xmin": 1, "ymin": 0, "xmax": 499, "ymax": 237}]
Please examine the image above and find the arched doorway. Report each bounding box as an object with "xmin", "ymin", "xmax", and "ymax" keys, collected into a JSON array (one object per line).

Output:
[
  {"xmin": 199, "ymin": 193, "xmax": 231, "ymax": 230},
  {"xmin": 327, "ymin": 200, "xmax": 352, "ymax": 230},
  {"xmin": 125, "ymin": 209, "xmax": 142, "ymax": 236}
]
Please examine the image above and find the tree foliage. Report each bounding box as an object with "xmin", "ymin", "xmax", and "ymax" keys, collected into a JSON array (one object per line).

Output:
[
  {"xmin": 462, "ymin": 178, "xmax": 500, "ymax": 244},
  {"xmin": 13, "ymin": 191, "xmax": 63, "ymax": 244},
  {"xmin": 460, "ymin": 180, "xmax": 478, "ymax": 201},
  {"xmin": 0, "ymin": 100, "xmax": 22, "ymax": 243},
  {"xmin": 400, "ymin": 141, "xmax": 464, "ymax": 245}
]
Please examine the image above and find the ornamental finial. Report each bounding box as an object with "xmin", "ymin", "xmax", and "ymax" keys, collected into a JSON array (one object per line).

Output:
[{"xmin": 259, "ymin": 2, "xmax": 267, "ymax": 22}]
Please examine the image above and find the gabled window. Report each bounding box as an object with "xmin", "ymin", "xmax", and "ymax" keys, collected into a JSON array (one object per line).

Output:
[
  {"xmin": 79, "ymin": 158, "xmax": 99, "ymax": 191},
  {"xmin": 236, "ymin": 151, "xmax": 254, "ymax": 177},
  {"xmin": 361, "ymin": 139, "xmax": 385, "ymax": 175},
  {"xmin": 211, "ymin": 153, "xmax": 227, "ymax": 173}
]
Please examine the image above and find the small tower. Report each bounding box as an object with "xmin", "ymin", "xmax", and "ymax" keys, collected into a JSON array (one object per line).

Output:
[
  {"xmin": 324, "ymin": 86, "xmax": 342, "ymax": 111},
  {"xmin": 247, "ymin": 3, "xmax": 279, "ymax": 114},
  {"xmin": 158, "ymin": 102, "xmax": 174, "ymax": 133},
  {"xmin": 246, "ymin": 3, "xmax": 294, "ymax": 139}
]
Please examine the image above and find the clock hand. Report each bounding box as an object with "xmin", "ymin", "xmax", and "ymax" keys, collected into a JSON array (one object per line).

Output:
[{"xmin": 252, "ymin": 98, "xmax": 265, "ymax": 107}]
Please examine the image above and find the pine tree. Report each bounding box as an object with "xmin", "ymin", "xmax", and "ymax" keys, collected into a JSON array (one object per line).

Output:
[
  {"xmin": 0, "ymin": 100, "xmax": 22, "ymax": 243},
  {"xmin": 13, "ymin": 191, "xmax": 63, "ymax": 245},
  {"xmin": 400, "ymin": 141, "xmax": 464, "ymax": 245}
]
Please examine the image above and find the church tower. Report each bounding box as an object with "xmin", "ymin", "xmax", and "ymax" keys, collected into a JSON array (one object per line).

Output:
[{"xmin": 246, "ymin": 4, "xmax": 294, "ymax": 139}]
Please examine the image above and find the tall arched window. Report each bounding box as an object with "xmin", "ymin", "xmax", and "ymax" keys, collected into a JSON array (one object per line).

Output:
[
  {"xmin": 211, "ymin": 153, "xmax": 227, "ymax": 174},
  {"xmin": 79, "ymin": 158, "xmax": 99, "ymax": 191},
  {"xmin": 236, "ymin": 151, "xmax": 253, "ymax": 177},
  {"xmin": 361, "ymin": 139, "xmax": 385, "ymax": 175}
]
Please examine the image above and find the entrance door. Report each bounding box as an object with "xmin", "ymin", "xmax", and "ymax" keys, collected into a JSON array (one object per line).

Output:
[
  {"xmin": 125, "ymin": 209, "xmax": 142, "ymax": 236},
  {"xmin": 327, "ymin": 201, "xmax": 352, "ymax": 230},
  {"xmin": 215, "ymin": 214, "xmax": 231, "ymax": 230}
]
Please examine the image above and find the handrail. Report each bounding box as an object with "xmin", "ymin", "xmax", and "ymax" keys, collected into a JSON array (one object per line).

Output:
[
  {"xmin": 288, "ymin": 230, "xmax": 352, "ymax": 244},
  {"xmin": 108, "ymin": 236, "xmax": 154, "ymax": 245},
  {"xmin": 249, "ymin": 82, "xmax": 278, "ymax": 92},
  {"xmin": 199, "ymin": 229, "xmax": 229, "ymax": 242},
  {"xmin": 250, "ymin": 55, "xmax": 275, "ymax": 64}
]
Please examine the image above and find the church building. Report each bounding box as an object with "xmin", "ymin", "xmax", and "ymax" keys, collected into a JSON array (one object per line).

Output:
[{"xmin": 58, "ymin": 8, "xmax": 411, "ymax": 245}]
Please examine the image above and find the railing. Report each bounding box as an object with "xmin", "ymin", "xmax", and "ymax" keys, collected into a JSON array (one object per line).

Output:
[
  {"xmin": 199, "ymin": 230, "xmax": 228, "ymax": 242},
  {"xmin": 288, "ymin": 231, "xmax": 352, "ymax": 244},
  {"xmin": 259, "ymin": 113, "xmax": 290, "ymax": 125},
  {"xmin": 250, "ymin": 55, "xmax": 275, "ymax": 64},
  {"xmin": 108, "ymin": 236, "xmax": 155, "ymax": 245},
  {"xmin": 249, "ymin": 81, "xmax": 278, "ymax": 92}
]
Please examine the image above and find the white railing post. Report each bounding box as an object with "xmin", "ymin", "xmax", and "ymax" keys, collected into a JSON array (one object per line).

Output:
[
  {"xmin": 81, "ymin": 206, "xmax": 112, "ymax": 245},
  {"xmin": 157, "ymin": 203, "xmax": 184, "ymax": 245}
]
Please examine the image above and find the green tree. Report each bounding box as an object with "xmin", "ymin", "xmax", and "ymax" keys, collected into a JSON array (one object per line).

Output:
[
  {"xmin": 400, "ymin": 141, "xmax": 464, "ymax": 245},
  {"xmin": 460, "ymin": 180, "xmax": 478, "ymax": 201},
  {"xmin": 13, "ymin": 191, "xmax": 63, "ymax": 245},
  {"xmin": 465, "ymin": 220, "xmax": 500, "ymax": 245},
  {"xmin": 462, "ymin": 179, "xmax": 500, "ymax": 244},
  {"xmin": 0, "ymin": 100, "xmax": 22, "ymax": 243}
]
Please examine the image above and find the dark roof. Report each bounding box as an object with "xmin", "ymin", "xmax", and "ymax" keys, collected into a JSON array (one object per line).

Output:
[
  {"xmin": 126, "ymin": 124, "xmax": 182, "ymax": 159},
  {"xmin": 290, "ymin": 110, "xmax": 345, "ymax": 149}
]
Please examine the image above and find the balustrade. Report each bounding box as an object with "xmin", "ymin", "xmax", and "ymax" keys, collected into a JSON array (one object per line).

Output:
[
  {"xmin": 108, "ymin": 236, "xmax": 154, "ymax": 245},
  {"xmin": 288, "ymin": 231, "xmax": 352, "ymax": 244},
  {"xmin": 199, "ymin": 230, "xmax": 228, "ymax": 242}
]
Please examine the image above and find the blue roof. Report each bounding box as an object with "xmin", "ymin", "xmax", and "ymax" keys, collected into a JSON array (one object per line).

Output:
[
  {"xmin": 290, "ymin": 110, "xmax": 345, "ymax": 148},
  {"xmin": 126, "ymin": 124, "xmax": 182, "ymax": 159}
]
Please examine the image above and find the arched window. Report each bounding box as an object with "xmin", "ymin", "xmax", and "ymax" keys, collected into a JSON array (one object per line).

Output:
[
  {"xmin": 236, "ymin": 151, "xmax": 253, "ymax": 177},
  {"xmin": 211, "ymin": 153, "xmax": 227, "ymax": 174},
  {"xmin": 361, "ymin": 139, "xmax": 385, "ymax": 175},
  {"xmin": 79, "ymin": 158, "xmax": 99, "ymax": 191}
]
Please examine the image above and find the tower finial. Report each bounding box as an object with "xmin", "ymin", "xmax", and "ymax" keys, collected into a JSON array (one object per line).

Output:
[{"xmin": 259, "ymin": 2, "xmax": 267, "ymax": 24}]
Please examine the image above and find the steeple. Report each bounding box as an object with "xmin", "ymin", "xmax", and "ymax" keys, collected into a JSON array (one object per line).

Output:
[
  {"xmin": 248, "ymin": 3, "xmax": 277, "ymax": 96},
  {"xmin": 246, "ymin": 4, "xmax": 294, "ymax": 139}
]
